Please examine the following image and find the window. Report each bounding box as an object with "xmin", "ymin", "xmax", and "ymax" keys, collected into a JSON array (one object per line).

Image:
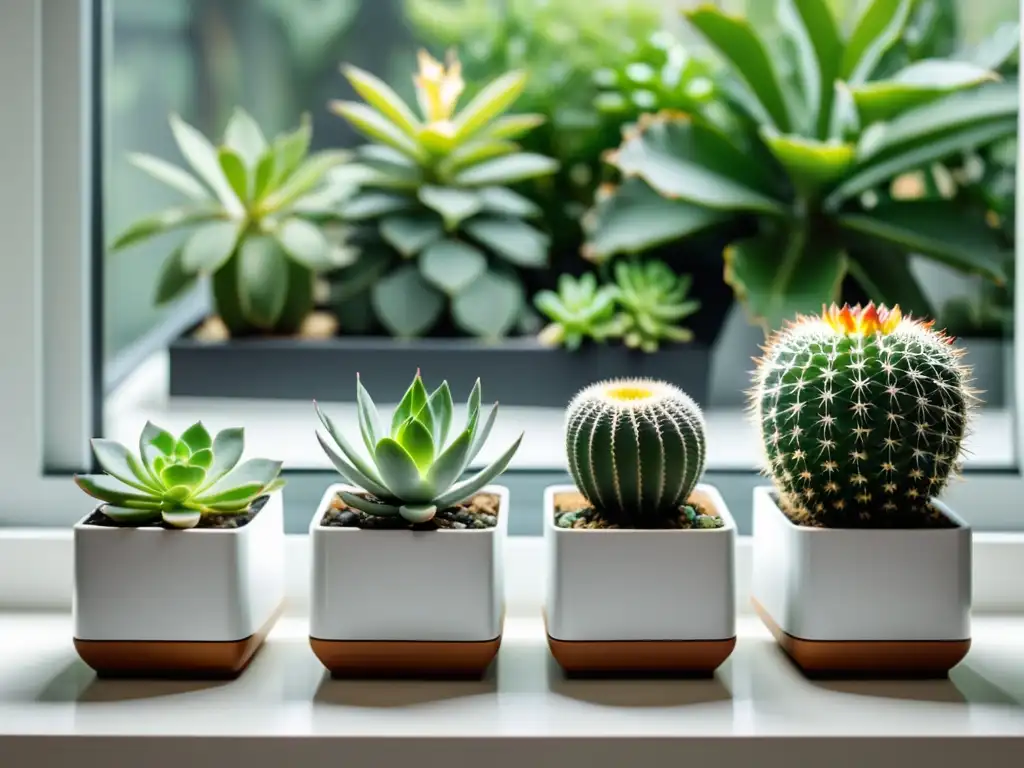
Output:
[{"xmin": 2, "ymin": 0, "xmax": 1022, "ymax": 534}]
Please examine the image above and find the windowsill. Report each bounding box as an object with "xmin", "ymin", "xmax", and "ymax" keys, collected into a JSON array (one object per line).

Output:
[
  {"xmin": 1, "ymin": 611, "xmax": 1024, "ymax": 761},
  {"xmin": 105, "ymin": 351, "xmax": 1017, "ymax": 471}
]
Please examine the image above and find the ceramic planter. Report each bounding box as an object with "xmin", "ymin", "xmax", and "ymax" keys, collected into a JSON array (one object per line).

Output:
[
  {"xmin": 544, "ymin": 483, "xmax": 736, "ymax": 673},
  {"xmin": 73, "ymin": 492, "xmax": 285, "ymax": 678},
  {"xmin": 750, "ymin": 486, "xmax": 971, "ymax": 676},
  {"xmin": 309, "ymin": 483, "xmax": 507, "ymax": 677}
]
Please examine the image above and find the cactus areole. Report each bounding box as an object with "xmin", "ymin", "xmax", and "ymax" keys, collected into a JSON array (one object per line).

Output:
[
  {"xmin": 753, "ymin": 303, "xmax": 974, "ymax": 528},
  {"xmin": 565, "ymin": 378, "xmax": 707, "ymax": 526}
]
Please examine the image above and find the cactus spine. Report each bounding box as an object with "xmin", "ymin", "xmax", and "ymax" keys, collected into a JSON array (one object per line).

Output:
[
  {"xmin": 565, "ymin": 378, "xmax": 706, "ymax": 525},
  {"xmin": 752, "ymin": 303, "xmax": 974, "ymax": 527}
]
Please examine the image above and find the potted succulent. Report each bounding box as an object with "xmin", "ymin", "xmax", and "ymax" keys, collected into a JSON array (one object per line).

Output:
[
  {"xmin": 72, "ymin": 422, "xmax": 286, "ymax": 677},
  {"xmin": 544, "ymin": 378, "xmax": 737, "ymax": 674},
  {"xmin": 749, "ymin": 303, "xmax": 974, "ymax": 676},
  {"xmin": 309, "ymin": 371, "xmax": 522, "ymax": 677}
]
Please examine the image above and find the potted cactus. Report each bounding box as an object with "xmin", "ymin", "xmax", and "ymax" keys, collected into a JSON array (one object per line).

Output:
[
  {"xmin": 749, "ymin": 303, "xmax": 974, "ymax": 676},
  {"xmin": 72, "ymin": 422, "xmax": 286, "ymax": 677},
  {"xmin": 309, "ymin": 371, "xmax": 522, "ymax": 677},
  {"xmin": 544, "ymin": 378, "xmax": 736, "ymax": 674}
]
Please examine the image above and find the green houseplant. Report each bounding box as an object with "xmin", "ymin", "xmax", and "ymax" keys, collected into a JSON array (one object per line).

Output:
[
  {"xmin": 111, "ymin": 109, "xmax": 350, "ymax": 336},
  {"xmin": 749, "ymin": 302, "xmax": 975, "ymax": 676},
  {"xmin": 309, "ymin": 371, "xmax": 522, "ymax": 677},
  {"xmin": 585, "ymin": 0, "xmax": 1017, "ymax": 330},
  {"xmin": 329, "ymin": 50, "xmax": 558, "ymax": 339}
]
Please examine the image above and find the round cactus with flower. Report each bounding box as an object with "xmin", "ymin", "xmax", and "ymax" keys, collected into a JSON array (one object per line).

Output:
[{"xmin": 752, "ymin": 303, "xmax": 975, "ymax": 527}]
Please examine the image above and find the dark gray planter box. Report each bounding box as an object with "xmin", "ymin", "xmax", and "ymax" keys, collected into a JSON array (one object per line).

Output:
[{"xmin": 168, "ymin": 334, "xmax": 712, "ymax": 407}]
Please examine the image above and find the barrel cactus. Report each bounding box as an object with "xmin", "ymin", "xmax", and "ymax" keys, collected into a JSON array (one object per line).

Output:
[
  {"xmin": 752, "ymin": 303, "xmax": 975, "ymax": 527},
  {"xmin": 564, "ymin": 378, "xmax": 709, "ymax": 527}
]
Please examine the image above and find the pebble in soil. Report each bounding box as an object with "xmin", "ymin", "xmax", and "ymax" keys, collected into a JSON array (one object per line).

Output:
[
  {"xmin": 323, "ymin": 492, "xmax": 500, "ymax": 530},
  {"xmin": 553, "ymin": 491, "xmax": 723, "ymax": 530},
  {"xmin": 85, "ymin": 495, "xmax": 267, "ymax": 529}
]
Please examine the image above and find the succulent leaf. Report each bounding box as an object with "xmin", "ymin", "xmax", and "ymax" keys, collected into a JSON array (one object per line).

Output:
[
  {"xmin": 339, "ymin": 490, "xmax": 402, "ymax": 517},
  {"xmin": 224, "ymin": 107, "xmax": 268, "ymax": 168},
  {"xmin": 180, "ymin": 422, "xmax": 213, "ymax": 453}
]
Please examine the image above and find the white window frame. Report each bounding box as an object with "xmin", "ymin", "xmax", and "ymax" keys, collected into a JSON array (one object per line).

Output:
[{"xmin": 0, "ymin": 1, "xmax": 1023, "ymax": 556}]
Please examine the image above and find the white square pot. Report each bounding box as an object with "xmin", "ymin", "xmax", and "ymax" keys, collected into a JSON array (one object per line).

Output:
[
  {"xmin": 309, "ymin": 483, "xmax": 507, "ymax": 644},
  {"xmin": 750, "ymin": 485, "xmax": 971, "ymax": 644},
  {"xmin": 73, "ymin": 492, "xmax": 285, "ymax": 676},
  {"xmin": 544, "ymin": 483, "xmax": 736, "ymax": 645}
]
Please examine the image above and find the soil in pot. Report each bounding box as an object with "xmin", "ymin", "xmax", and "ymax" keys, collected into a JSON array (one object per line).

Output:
[
  {"xmin": 83, "ymin": 494, "xmax": 270, "ymax": 529},
  {"xmin": 774, "ymin": 491, "xmax": 957, "ymax": 530},
  {"xmin": 323, "ymin": 492, "xmax": 500, "ymax": 530},
  {"xmin": 553, "ymin": 490, "xmax": 723, "ymax": 530}
]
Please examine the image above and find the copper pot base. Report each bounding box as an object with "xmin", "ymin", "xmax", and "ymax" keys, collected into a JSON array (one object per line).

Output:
[{"xmin": 310, "ymin": 635, "xmax": 502, "ymax": 678}]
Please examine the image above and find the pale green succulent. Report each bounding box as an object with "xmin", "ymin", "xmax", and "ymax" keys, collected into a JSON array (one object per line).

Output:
[
  {"xmin": 315, "ymin": 372, "xmax": 523, "ymax": 524},
  {"xmin": 74, "ymin": 422, "xmax": 285, "ymax": 529},
  {"xmin": 533, "ymin": 273, "xmax": 625, "ymax": 351},
  {"xmin": 613, "ymin": 259, "xmax": 700, "ymax": 353}
]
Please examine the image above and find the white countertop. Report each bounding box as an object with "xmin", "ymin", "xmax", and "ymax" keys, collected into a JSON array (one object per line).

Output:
[{"xmin": 2, "ymin": 611, "xmax": 1024, "ymax": 765}]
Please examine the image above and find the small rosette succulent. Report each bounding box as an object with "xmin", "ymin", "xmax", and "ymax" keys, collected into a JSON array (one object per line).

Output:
[
  {"xmin": 74, "ymin": 422, "xmax": 285, "ymax": 529},
  {"xmin": 613, "ymin": 260, "xmax": 700, "ymax": 353},
  {"xmin": 330, "ymin": 50, "xmax": 559, "ymax": 340},
  {"xmin": 534, "ymin": 273, "xmax": 625, "ymax": 350},
  {"xmin": 752, "ymin": 303, "xmax": 974, "ymax": 527},
  {"xmin": 316, "ymin": 371, "xmax": 523, "ymax": 524},
  {"xmin": 111, "ymin": 109, "xmax": 351, "ymax": 335}
]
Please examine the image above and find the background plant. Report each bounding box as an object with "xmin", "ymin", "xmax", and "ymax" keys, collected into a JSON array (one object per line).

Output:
[
  {"xmin": 752, "ymin": 303, "xmax": 972, "ymax": 528},
  {"xmin": 534, "ymin": 273, "xmax": 624, "ymax": 351},
  {"xmin": 585, "ymin": 0, "xmax": 1018, "ymax": 331},
  {"xmin": 330, "ymin": 50, "xmax": 559, "ymax": 339},
  {"xmin": 110, "ymin": 109, "xmax": 351, "ymax": 336},
  {"xmin": 316, "ymin": 371, "xmax": 523, "ymax": 524},
  {"xmin": 613, "ymin": 259, "xmax": 701, "ymax": 353},
  {"xmin": 74, "ymin": 422, "xmax": 284, "ymax": 529}
]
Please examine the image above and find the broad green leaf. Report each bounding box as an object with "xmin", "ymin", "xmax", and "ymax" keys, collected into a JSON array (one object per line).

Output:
[
  {"xmin": 90, "ymin": 438, "xmax": 157, "ymax": 492},
  {"xmin": 262, "ymin": 150, "xmax": 349, "ymax": 210},
  {"xmin": 828, "ymin": 117, "xmax": 1016, "ymax": 208},
  {"xmin": 374, "ymin": 438, "xmax": 432, "ymax": 503},
  {"xmin": 100, "ymin": 506, "xmax": 161, "ymax": 525},
  {"xmin": 958, "ymin": 22, "xmax": 1020, "ymax": 71},
  {"xmin": 857, "ymin": 82, "xmax": 1018, "ymax": 163},
  {"xmin": 846, "ymin": 245, "xmax": 934, "ymax": 319},
  {"xmin": 759, "ymin": 128, "xmax": 855, "ymax": 192},
  {"xmin": 127, "ymin": 153, "xmax": 210, "ymax": 201},
  {"xmin": 418, "ymin": 186, "xmax": 482, "ymax": 229},
  {"xmin": 180, "ymin": 422, "xmax": 212, "ymax": 452},
  {"xmin": 685, "ymin": 6, "xmax": 791, "ymax": 131},
  {"xmin": 110, "ymin": 208, "xmax": 220, "ymax": 252},
  {"xmin": 74, "ymin": 474, "xmax": 159, "ymax": 505},
  {"xmin": 477, "ymin": 186, "xmax": 541, "ymax": 218},
  {"xmin": 274, "ymin": 217, "xmax": 332, "ymax": 271},
  {"xmin": 850, "ymin": 60, "xmax": 999, "ymax": 125},
  {"xmin": 440, "ymin": 139, "xmax": 519, "ymax": 175},
  {"xmin": 454, "ymin": 70, "xmax": 527, "ymax": 142},
  {"xmin": 169, "ymin": 113, "xmax": 242, "ymax": 213},
  {"xmin": 464, "ymin": 217, "xmax": 549, "ymax": 268},
  {"xmin": 224, "ymin": 107, "xmax": 267, "ymax": 167},
  {"xmin": 140, "ymin": 421, "xmax": 176, "ymax": 485},
  {"xmin": 237, "ymin": 236, "xmax": 289, "ymax": 329},
  {"xmin": 419, "ymin": 239, "xmax": 487, "ymax": 294},
  {"xmin": 218, "ymin": 147, "xmax": 249, "ymax": 203},
  {"xmin": 451, "ymin": 269, "xmax": 524, "ymax": 338},
  {"xmin": 371, "ymin": 264, "xmax": 444, "ymax": 337},
  {"xmin": 252, "ymin": 151, "xmax": 276, "ymax": 201},
  {"xmin": 316, "ymin": 431, "xmax": 394, "ymax": 499},
  {"xmin": 153, "ymin": 247, "xmax": 197, "ymax": 305},
  {"xmin": 839, "ymin": 0, "xmax": 912, "ymax": 85},
  {"xmin": 837, "ymin": 202, "xmax": 1007, "ymax": 282},
  {"xmin": 200, "ymin": 427, "xmax": 245, "ymax": 489},
  {"xmin": 352, "ymin": 147, "xmax": 422, "ymax": 189},
  {"xmin": 379, "ymin": 214, "xmax": 444, "ymax": 257},
  {"xmin": 426, "ymin": 381, "xmax": 454, "ymax": 449},
  {"xmin": 268, "ymin": 117, "xmax": 312, "ymax": 188},
  {"xmin": 582, "ymin": 177, "xmax": 727, "ymax": 261},
  {"xmin": 339, "ymin": 491, "xmax": 401, "ymax": 517},
  {"xmin": 189, "ymin": 448, "xmax": 214, "ymax": 470},
  {"xmin": 433, "ymin": 432, "xmax": 523, "ymax": 509},
  {"xmin": 161, "ymin": 464, "xmax": 206, "ymax": 490},
  {"xmin": 484, "ymin": 113, "xmax": 545, "ymax": 140},
  {"xmin": 780, "ymin": 0, "xmax": 843, "ymax": 138},
  {"xmin": 341, "ymin": 191, "xmax": 413, "ymax": 220},
  {"xmin": 426, "ymin": 427, "xmax": 472, "ymax": 492},
  {"xmin": 329, "ymin": 100, "xmax": 425, "ymax": 161},
  {"xmin": 397, "ymin": 418, "xmax": 435, "ymax": 471},
  {"xmin": 342, "ymin": 64, "xmax": 422, "ymax": 137},
  {"xmin": 453, "ymin": 153, "xmax": 558, "ymax": 186},
  {"xmin": 724, "ymin": 232, "xmax": 846, "ymax": 330},
  {"xmin": 198, "ymin": 458, "xmax": 283, "ymax": 499},
  {"xmin": 390, "ymin": 374, "xmax": 430, "ymax": 440},
  {"xmin": 161, "ymin": 509, "xmax": 202, "ymax": 528},
  {"xmin": 356, "ymin": 374, "xmax": 383, "ymax": 456},
  {"xmin": 181, "ymin": 219, "xmax": 244, "ymax": 273},
  {"xmin": 609, "ymin": 115, "xmax": 784, "ymax": 214},
  {"xmin": 193, "ymin": 482, "xmax": 264, "ymax": 508}
]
